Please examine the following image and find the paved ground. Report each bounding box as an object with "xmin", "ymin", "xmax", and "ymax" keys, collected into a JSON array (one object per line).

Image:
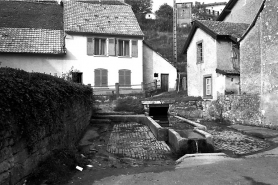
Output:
[
  {"xmin": 68, "ymin": 118, "xmax": 278, "ymax": 185},
  {"xmin": 107, "ymin": 122, "xmax": 171, "ymax": 160}
]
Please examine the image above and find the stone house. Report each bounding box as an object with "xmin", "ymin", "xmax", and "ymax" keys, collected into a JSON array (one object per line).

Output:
[
  {"xmin": 183, "ymin": 20, "xmax": 249, "ymax": 100},
  {"xmin": 143, "ymin": 41, "xmax": 177, "ymax": 92},
  {"xmin": 0, "ymin": 0, "xmax": 144, "ymax": 95}
]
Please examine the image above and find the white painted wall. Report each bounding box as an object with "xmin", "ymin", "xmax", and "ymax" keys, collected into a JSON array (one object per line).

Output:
[
  {"xmin": 187, "ymin": 28, "xmax": 237, "ymax": 99},
  {"xmin": 143, "ymin": 44, "xmax": 177, "ymax": 91},
  {"xmin": 187, "ymin": 28, "xmax": 217, "ymax": 99},
  {"xmin": 0, "ymin": 34, "xmax": 143, "ymax": 94},
  {"xmin": 205, "ymin": 4, "xmax": 226, "ymax": 13},
  {"xmin": 145, "ymin": 13, "xmax": 156, "ymax": 20}
]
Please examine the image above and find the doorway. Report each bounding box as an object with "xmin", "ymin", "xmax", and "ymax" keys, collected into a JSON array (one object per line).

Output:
[{"xmin": 161, "ymin": 74, "xmax": 169, "ymax": 92}]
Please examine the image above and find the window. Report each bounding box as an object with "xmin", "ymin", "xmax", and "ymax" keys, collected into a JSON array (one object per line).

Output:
[
  {"xmin": 118, "ymin": 40, "xmax": 130, "ymax": 57},
  {"xmin": 197, "ymin": 41, "xmax": 203, "ymax": 63},
  {"xmin": 94, "ymin": 38, "xmax": 106, "ymax": 55},
  {"xmin": 88, "ymin": 37, "xmax": 138, "ymax": 57},
  {"xmin": 119, "ymin": 69, "xmax": 131, "ymax": 87},
  {"xmin": 95, "ymin": 69, "xmax": 108, "ymax": 87},
  {"xmin": 203, "ymin": 75, "xmax": 212, "ymax": 98},
  {"xmin": 72, "ymin": 72, "xmax": 83, "ymax": 84}
]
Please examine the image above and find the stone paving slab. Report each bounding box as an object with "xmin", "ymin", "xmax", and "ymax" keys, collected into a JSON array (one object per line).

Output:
[{"xmin": 107, "ymin": 122, "xmax": 171, "ymax": 160}]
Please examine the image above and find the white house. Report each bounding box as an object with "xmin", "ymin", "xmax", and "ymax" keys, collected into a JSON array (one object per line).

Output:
[
  {"xmin": 183, "ymin": 20, "xmax": 249, "ymax": 99},
  {"xmin": 145, "ymin": 13, "xmax": 156, "ymax": 20},
  {"xmin": 0, "ymin": 0, "xmax": 144, "ymax": 95},
  {"xmin": 143, "ymin": 41, "xmax": 177, "ymax": 92}
]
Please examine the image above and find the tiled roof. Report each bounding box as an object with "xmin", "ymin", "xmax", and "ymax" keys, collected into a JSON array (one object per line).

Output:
[
  {"xmin": 198, "ymin": 20, "xmax": 249, "ymax": 40},
  {"xmin": 64, "ymin": 1, "xmax": 144, "ymax": 36},
  {"xmin": 0, "ymin": 1, "xmax": 65, "ymax": 54},
  {"xmin": 0, "ymin": 1, "xmax": 63, "ymax": 30},
  {"xmin": 0, "ymin": 28, "xmax": 65, "ymax": 54},
  {"xmin": 183, "ymin": 20, "xmax": 249, "ymax": 54}
]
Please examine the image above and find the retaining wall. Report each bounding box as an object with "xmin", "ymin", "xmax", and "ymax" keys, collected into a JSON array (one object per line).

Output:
[
  {"xmin": 169, "ymin": 95, "xmax": 262, "ymax": 126},
  {"xmin": 0, "ymin": 100, "xmax": 92, "ymax": 185}
]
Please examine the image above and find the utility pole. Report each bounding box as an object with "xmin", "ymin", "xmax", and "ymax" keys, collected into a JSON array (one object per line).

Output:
[{"xmin": 173, "ymin": 0, "xmax": 177, "ymax": 67}]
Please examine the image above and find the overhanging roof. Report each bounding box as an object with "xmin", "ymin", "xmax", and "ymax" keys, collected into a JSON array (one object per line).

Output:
[{"xmin": 217, "ymin": 0, "xmax": 238, "ymax": 21}]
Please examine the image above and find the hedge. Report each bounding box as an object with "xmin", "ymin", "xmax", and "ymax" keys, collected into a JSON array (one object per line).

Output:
[{"xmin": 0, "ymin": 67, "xmax": 93, "ymax": 150}]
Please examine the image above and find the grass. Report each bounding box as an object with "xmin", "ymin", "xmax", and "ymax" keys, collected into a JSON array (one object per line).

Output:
[{"xmin": 144, "ymin": 91, "xmax": 202, "ymax": 102}]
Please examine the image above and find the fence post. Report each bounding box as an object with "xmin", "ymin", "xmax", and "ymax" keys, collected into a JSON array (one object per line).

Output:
[
  {"xmin": 141, "ymin": 82, "xmax": 144, "ymax": 91},
  {"xmin": 115, "ymin": 83, "xmax": 119, "ymax": 99}
]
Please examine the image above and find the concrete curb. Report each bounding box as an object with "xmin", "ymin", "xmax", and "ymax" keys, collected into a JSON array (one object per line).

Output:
[
  {"xmin": 194, "ymin": 128, "xmax": 214, "ymax": 145},
  {"xmin": 168, "ymin": 129, "xmax": 188, "ymax": 153},
  {"xmin": 144, "ymin": 117, "xmax": 168, "ymax": 141},
  {"xmin": 174, "ymin": 116, "xmax": 207, "ymax": 131},
  {"xmin": 176, "ymin": 153, "xmax": 228, "ymax": 164}
]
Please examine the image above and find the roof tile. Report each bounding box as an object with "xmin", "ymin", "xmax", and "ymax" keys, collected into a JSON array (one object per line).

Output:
[
  {"xmin": 198, "ymin": 20, "xmax": 249, "ymax": 40},
  {"xmin": 64, "ymin": 1, "xmax": 144, "ymax": 36},
  {"xmin": 0, "ymin": 28, "xmax": 65, "ymax": 54}
]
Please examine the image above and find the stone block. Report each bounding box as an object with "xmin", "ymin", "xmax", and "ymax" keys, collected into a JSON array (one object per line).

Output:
[
  {"xmin": 0, "ymin": 161, "xmax": 10, "ymax": 174},
  {"xmin": 0, "ymin": 172, "xmax": 9, "ymax": 185}
]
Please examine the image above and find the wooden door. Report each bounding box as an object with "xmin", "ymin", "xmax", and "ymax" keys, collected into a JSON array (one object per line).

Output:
[{"xmin": 161, "ymin": 74, "xmax": 169, "ymax": 92}]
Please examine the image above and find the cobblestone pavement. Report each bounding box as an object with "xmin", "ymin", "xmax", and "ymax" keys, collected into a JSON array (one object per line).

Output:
[
  {"xmin": 209, "ymin": 130, "xmax": 271, "ymax": 155},
  {"xmin": 107, "ymin": 122, "xmax": 171, "ymax": 160}
]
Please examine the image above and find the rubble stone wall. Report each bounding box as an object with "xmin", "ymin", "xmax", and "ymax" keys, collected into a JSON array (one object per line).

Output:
[
  {"xmin": 0, "ymin": 100, "xmax": 92, "ymax": 185},
  {"xmin": 170, "ymin": 95, "xmax": 263, "ymax": 126}
]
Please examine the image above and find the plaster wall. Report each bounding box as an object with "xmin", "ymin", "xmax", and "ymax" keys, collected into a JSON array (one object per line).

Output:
[
  {"xmin": 223, "ymin": 0, "xmax": 264, "ymax": 24},
  {"xmin": 217, "ymin": 41, "xmax": 235, "ymax": 71},
  {"xmin": 0, "ymin": 34, "xmax": 143, "ymax": 91},
  {"xmin": 260, "ymin": 0, "xmax": 278, "ymax": 126},
  {"xmin": 225, "ymin": 75, "xmax": 240, "ymax": 94},
  {"xmin": 187, "ymin": 29, "xmax": 217, "ymax": 99},
  {"xmin": 143, "ymin": 44, "xmax": 177, "ymax": 91},
  {"xmin": 240, "ymin": 19, "xmax": 261, "ymax": 94},
  {"xmin": 206, "ymin": 4, "xmax": 226, "ymax": 13},
  {"xmin": 187, "ymin": 28, "xmax": 234, "ymax": 99}
]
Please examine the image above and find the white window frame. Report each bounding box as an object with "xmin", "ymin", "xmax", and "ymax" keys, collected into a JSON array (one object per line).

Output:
[
  {"xmin": 118, "ymin": 39, "xmax": 131, "ymax": 57},
  {"xmin": 94, "ymin": 37, "xmax": 108, "ymax": 56}
]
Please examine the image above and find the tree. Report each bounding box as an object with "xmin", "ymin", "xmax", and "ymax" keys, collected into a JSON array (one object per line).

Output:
[
  {"xmin": 125, "ymin": 0, "xmax": 153, "ymax": 14},
  {"xmin": 155, "ymin": 3, "xmax": 173, "ymax": 32}
]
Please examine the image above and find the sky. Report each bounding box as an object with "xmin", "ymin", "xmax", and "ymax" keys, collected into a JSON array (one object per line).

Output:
[{"xmin": 152, "ymin": 0, "xmax": 229, "ymax": 12}]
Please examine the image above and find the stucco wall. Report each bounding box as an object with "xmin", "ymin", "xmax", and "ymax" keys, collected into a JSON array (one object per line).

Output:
[
  {"xmin": 143, "ymin": 44, "xmax": 177, "ymax": 90},
  {"xmin": 187, "ymin": 28, "xmax": 217, "ymax": 98},
  {"xmin": 217, "ymin": 41, "xmax": 235, "ymax": 71},
  {"xmin": 187, "ymin": 29, "xmax": 237, "ymax": 99},
  {"xmin": 260, "ymin": 0, "xmax": 278, "ymax": 126},
  {"xmin": 240, "ymin": 19, "xmax": 261, "ymax": 94},
  {"xmin": 0, "ymin": 34, "xmax": 143, "ymax": 92},
  {"xmin": 223, "ymin": 0, "xmax": 264, "ymax": 24}
]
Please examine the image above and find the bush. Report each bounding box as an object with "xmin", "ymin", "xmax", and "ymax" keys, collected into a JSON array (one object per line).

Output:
[
  {"xmin": 113, "ymin": 96, "xmax": 144, "ymax": 114},
  {"xmin": 0, "ymin": 67, "xmax": 93, "ymax": 150}
]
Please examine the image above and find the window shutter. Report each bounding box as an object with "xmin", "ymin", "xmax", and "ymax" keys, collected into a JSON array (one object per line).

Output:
[
  {"xmin": 95, "ymin": 69, "xmax": 101, "ymax": 86},
  {"xmin": 125, "ymin": 70, "xmax": 131, "ymax": 86},
  {"xmin": 108, "ymin": 38, "xmax": 116, "ymax": 56},
  {"xmin": 119, "ymin": 70, "xmax": 125, "ymax": 86},
  {"xmin": 87, "ymin": 38, "xmax": 94, "ymax": 55},
  {"xmin": 102, "ymin": 69, "xmax": 108, "ymax": 86},
  {"xmin": 132, "ymin": 40, "xmax": 138, "ymax": 57},
  {"xmin": 116, "ymin": 39, "xmax": 119, "ymax": 56}
]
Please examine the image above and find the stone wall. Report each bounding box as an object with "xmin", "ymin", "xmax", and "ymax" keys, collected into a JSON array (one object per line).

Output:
[
  {"xmin": 0, "ymin": 100, "xmax": 92, "ymax": 185},
  {"xmin": 170, "ymin": 95, "xmax": 263, "ymax": 126}
]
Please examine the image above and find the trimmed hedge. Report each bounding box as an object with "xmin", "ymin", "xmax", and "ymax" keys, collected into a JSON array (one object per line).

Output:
[{"xmin": 0, "ymin": 68, "xmax": 93, "ymax": 150}]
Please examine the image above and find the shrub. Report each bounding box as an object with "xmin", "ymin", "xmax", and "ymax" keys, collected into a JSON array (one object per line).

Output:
[
  {"xmin": 0, "ymin": 67, "xmax": 93, "ymax": 150},
  {"xmin": 113, "ymin": 96, "xmax": 144, "ymax": 114}
]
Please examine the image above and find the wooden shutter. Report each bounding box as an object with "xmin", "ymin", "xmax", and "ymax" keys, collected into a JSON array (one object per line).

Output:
[
  {"xmin": 87, "ymin": 38, "xmax": 94, "ymax": 55},
  {"xmin": 119, "ymin": 69, "xmax": 131, "ymax": 86},
  {"xmin": 132, "ymin": 40, "xmax": 138, "ymax": 57},
  {"xmin": 95, "ymin": 69, "xmax": 101, "ymax": 86},
  {"xmin": 125, "ymin": 70, "xmax": 131, "ymax": 86},
  {"xmin": 119, "ymin": 70, "xmax": 125, "ymax": 86},
  {"xmin": 108, "ymin": 38, "xmax": 116, "ymax": 56},
  {"xmin": 102, "ymin": 69, "xmax": 108, "ymax": 86},
  {"xmin": 116, "ymin": 39, "xmax": 119, "ymax": 56}
]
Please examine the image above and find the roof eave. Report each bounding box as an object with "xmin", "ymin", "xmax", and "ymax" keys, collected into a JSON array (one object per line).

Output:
[
  {"xmin": 217, "ymin": 0, "xmax": 238, "ymax": 21},
  {"xmin": 182, "ymin": 21, "xmax": 218, "ymax": 54},
  {"xmin": 65, "ymin": 31, "xmax": 144, "ymax": 38}
]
